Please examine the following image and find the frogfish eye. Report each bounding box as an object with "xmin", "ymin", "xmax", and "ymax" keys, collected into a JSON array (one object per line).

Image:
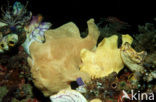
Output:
[
  {"xmin": 9, "ymin": 41, "xmax": 15, "ymax": 46},
  {"xmin": 9, "ymin": 41, "xmax": 14, "ymax": 44},
  {"xmin": 1, "ymin": 44, "xmax": 4, "ymax": 48}
]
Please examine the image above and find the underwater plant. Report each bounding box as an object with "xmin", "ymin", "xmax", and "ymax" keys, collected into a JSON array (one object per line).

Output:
[{"xmin": 133, "ymin": 22, "xmax": 156, "ymax": 53}]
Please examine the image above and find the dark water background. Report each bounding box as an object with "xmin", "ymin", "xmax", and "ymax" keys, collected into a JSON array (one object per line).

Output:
[{"xmin": 0, "ymin": 0, "xmax": 156, "ymax": 33}]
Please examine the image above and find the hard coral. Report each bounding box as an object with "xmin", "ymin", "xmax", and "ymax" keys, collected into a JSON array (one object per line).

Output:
[
  {"xmin": 27, "ymin": 19, "xmax": 100, "ymax": 96},
  {"xmin": 80, "ymin": 34, "xmax": 133, "ymax": 78},
  {"xmin": 83, "ymin": 72, "xmax": 119, "ymax": 101},
  {"xmin": 84, "ymin": 71, "xmax": 140, "ymax": 102}
]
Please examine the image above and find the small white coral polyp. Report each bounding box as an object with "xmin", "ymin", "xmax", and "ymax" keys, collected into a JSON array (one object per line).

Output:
[{"xmin": 50, "ymin": 89, "xmax": 87, "ymax": 102}]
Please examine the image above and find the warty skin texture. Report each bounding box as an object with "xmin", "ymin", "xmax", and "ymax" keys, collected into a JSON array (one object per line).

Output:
[{"xmin": 27, "ymin": 19, "xmax": 100, "ymax": 96}]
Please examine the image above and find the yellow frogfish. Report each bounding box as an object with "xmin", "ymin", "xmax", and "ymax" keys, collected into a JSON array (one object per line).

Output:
[{"xmin": 80, "ymin": 34, "xmax": 133, "ymax": 78}]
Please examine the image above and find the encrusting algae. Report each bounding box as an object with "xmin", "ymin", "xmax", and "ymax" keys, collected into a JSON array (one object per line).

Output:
[{"xmin": 80, "ymin": 34, "xmax": 133, "ymax": 78}]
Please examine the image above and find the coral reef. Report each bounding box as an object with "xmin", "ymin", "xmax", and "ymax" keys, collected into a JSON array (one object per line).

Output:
[
  {"xmin": 83, "ymin": 72, "xmax": 139, "ymax": 101},
  {"xmin": 0, "ymin": 1, "xmax": 31, "ymax": 30},
  {"xmin": 144, "ymin": 52, "xmax": 156, "ymax": 68},
  {"xmin": 83, "ymin": 72, "xmax": 119, "ymax": 101},
  {"xmin": 0, "ymin": 1, "xmax": 31, "ymax": 53},
  {"xmin": 0, "ymin": 1, "xmax": 156, "ymax": 101},
  {"xmin": 120, "ymin": 42, "xmax": 156, "ymax": 83},
  {"xmin": 27, "ymin": 19, "xmax": 100, "ymax": 96},
  {"xmin": 0, "ymin": 34, "xmax": 18, "ymax": 53},
  {"xmin": 80, "ymin": 34, "xmax": 133, "ymax": 78},
  {"xmin": 0, "ymin": 46, "xmax": 34, "ymax": 102}
]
